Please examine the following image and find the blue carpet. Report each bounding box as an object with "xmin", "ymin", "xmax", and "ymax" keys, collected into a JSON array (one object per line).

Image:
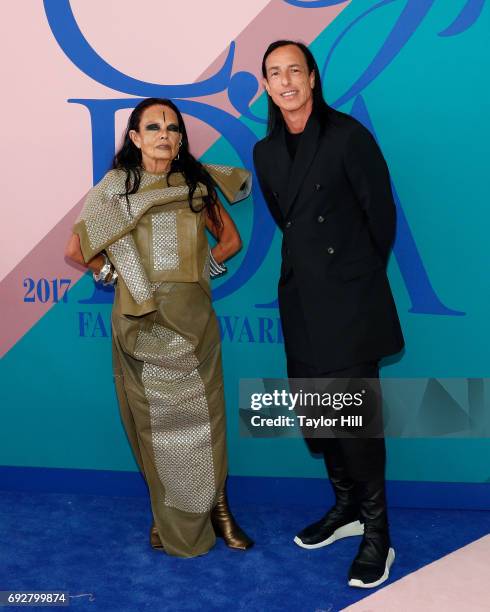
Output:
[{"xmin": 1, "ymin": 491, "xmax": 490, "ymax": 611}]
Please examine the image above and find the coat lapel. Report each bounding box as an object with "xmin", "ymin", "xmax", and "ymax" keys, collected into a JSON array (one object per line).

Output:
[
  {"xmin": 267, "ymin": 125, "xmax": 292, "ymax": 185},
  {"xmin": 281, "ymin": 113, "xmax": 321, "ymax": 218},
  {"xmin": 262, "ymin": 127, "xmax": 292, "ymax": 222}
]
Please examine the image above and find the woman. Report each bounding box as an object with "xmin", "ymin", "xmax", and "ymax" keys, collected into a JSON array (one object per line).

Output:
[{"xmin": 66, "ymin": 98, "xmax": 253, "ymax": 558}]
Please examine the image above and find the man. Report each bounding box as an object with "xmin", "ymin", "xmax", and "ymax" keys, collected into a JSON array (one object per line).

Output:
[{"xmin": 253, "ymin": 40, "xmax": 404, "ymax": 588}]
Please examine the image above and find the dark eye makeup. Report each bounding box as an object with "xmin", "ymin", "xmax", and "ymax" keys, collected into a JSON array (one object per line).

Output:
[{"xmin": 144, "ymin": 122, "xmax": 180, "ymax": 132}]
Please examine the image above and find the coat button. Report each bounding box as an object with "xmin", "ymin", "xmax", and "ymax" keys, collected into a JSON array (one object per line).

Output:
[
  {"xmin": 315, "ymin": 184, "xmax": 322, "ymax": 191},
  {"xmin": 285, "ymin": 220, "xmax": 292, "ymax": 229},
  {"xmin": 273, "ymin": 191, "xmax": 279, "ymax": 198},
  {"xmin": 317, "ymin": 215, "xmax": 325, "ymax": 223},
  {"xmin": 327, "ymin": 246, "xmax": 335, "ymax": 254}
]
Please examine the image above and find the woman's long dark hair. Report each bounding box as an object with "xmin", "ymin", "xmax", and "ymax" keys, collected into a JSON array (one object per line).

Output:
[
  {"xmin": 113, "ymin": 98, "xmax": 221, "ymax": 230},
  {"xmin": 261, "ymin": 40, "xmax": 332, "ymax": 137}
]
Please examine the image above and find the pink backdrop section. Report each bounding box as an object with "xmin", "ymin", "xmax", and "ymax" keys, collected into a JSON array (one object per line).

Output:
[
  {"xmin": 341, "ymin": 535, "xmax": 490, "ymax": 612},
  {"xmin": 71, "ymin": 0, "xmax": 272, "ymax": 86},
  {"xmin": 0, "ymin": 0, "xmax": 271, "ymax": 281},
  {"xmin": 0, "ymin": 0, "xmax": 351, "ymax": 356}
]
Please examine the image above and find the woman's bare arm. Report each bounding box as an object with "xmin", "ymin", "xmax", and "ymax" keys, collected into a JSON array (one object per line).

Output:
[
  {"xmin": 65, "ymin": 233, "xmax": 105, "ymax": 273},
  {"xmin": 205, "ymin": 200, "xmax": 242, "ymax": 264}
]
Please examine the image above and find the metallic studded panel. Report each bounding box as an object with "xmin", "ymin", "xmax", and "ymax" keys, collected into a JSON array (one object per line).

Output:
[
  {"xmin": 135, "ymin": 323, "xmax": 216, "ymax": 514},
  {"xmin": 78, "ymin": 171, "xmax": 130, "ymax": 251},
  {"xmin": 127, "ymin": 185, "xmax": 189, "ymax": 220},
  {"xmin": 205, "ymin": 163, "xmax": 233, "ymax": 176},
  {"xmin": 108, "ymin": 235, "xmax": 153, "ymax": 305},
  {"xmin": 202, "ymin": 248, "xmax": 210, "ymax": 280},
  {"xmin": 152, "ymin": 211, "xmax": 179, "ymax": 271},
  {"xmin": 134, "ymin": 324, "xmax": 197, "ymax": 378},
  {"xmin": 79, "ymin": 169, "xmax": 189, "ymax": 252},
  {"xmin": 139, "ymin": 172, "xmax": 167, "ymax": 188}
]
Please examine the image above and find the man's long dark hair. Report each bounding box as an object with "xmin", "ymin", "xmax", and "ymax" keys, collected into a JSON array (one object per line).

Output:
[
  {"xmin": 113, "ymin": 98, "xmax": 221, "ymax": 230},
  {"xmin": 261, "ymin": 40, "xmax": 332, "ymax": 136}
]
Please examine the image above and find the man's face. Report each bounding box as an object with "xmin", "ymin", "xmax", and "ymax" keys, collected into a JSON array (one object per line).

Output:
[{"xmin": 263, "ymin": 44, "xmax": 315, "ymax": 116}]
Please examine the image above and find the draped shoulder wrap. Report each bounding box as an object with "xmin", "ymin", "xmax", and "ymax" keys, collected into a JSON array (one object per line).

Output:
[{"xmin": 73, "ymin": 164, "xmax": 251, "ymax": 316}]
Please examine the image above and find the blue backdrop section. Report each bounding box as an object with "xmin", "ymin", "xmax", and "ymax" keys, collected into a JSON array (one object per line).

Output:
[{"xmin": 1, "ymin": 1, "xmax": 489, "ymax": 498}]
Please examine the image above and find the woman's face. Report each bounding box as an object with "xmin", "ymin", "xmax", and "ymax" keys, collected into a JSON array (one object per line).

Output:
[{"xmin": 129, "ymin": 104, "xmax": 182, "ymax": 171}]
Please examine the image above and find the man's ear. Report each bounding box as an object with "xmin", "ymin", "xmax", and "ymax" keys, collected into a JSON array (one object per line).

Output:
[
  {"xmin": 129, "ymin": 129, "xmax": 141, "ymax": 149},
  {"xmin": 309, "ymin": 70, "xmax": 315, "ymax": 90}
]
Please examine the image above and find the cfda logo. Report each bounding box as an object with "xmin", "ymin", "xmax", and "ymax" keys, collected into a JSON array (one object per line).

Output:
[{"xmin": 44, "ymin": 0, "xmax": 482, "ymax": 314}]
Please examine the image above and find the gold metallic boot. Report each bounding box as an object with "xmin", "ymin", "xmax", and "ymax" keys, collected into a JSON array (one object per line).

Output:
[
  {"xmin": 150, "ymin": 524, "xmax": 164, "ymax": 550},
  {"xmin": 211, "ymin": 488, "xmax": 254, "ymax": 550}
]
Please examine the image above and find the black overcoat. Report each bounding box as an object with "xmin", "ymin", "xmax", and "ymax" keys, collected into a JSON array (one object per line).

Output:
[{"xmin": 253, "ymin": 109, "xmax": 404, "ymax": 372}]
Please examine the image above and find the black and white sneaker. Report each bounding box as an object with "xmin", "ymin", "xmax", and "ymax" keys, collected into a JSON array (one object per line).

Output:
[
  {"xmin": 348, "ymin": 530, "xmax": 395, "ymax": 588},
  {"xmin": 294, "ymin": 507, "xmax": 364, "ymax": 549}
]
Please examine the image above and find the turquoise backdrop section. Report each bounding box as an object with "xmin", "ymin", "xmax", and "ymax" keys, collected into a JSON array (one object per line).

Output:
[
  {"xmin": 0, "ymin": 274, "xmax": 138, "ymax": 471},
  {"xmin": 209, "ymin": 0, "xmax": 490, "ymax": 482},
  {"xmin": 0, "ymin": 1, "xmax": 488, "ymax": 482}
]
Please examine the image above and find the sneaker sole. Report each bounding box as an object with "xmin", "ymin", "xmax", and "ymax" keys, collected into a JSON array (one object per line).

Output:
[
  {"xmin": 293, "ymin": 520, "xmax": 364, "ymax": 550},
  {"xmin": 348, "ymin": 547, "xmax": 395, "ymax": 589}
]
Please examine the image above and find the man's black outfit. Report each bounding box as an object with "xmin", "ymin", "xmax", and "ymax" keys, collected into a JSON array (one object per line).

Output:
[{"xmin": 253, "ymin": 109, "xmax": 404, "ymax": 587}]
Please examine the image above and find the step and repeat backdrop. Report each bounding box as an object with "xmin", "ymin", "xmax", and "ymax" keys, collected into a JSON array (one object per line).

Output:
[{"xmin": 1, "ymin": 0, "xmax": 488, "ymax": 484}]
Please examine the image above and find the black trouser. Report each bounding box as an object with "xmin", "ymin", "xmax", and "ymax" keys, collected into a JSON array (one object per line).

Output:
[{"xmin": 287, "ymin": 359, "xmax": 386, "ymax": 484}]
